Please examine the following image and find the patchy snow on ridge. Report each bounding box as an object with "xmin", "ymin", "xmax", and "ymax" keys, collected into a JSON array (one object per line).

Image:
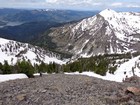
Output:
[
  {"xmin": 0, "ymin": 74, "xmax": 28, "ymax": 83},
  {"xmin": 0, "ymin": 37, "xmax": 65, "ymax": 65}
]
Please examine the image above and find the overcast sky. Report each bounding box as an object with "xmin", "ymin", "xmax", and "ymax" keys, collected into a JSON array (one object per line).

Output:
[{"xmin": 0, "ymin": 0, "xmax": 140, "ymax": 11}]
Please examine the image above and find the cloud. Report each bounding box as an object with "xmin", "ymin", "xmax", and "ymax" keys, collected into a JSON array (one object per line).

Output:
[
  {"xmin": 10, "ymin": 0, "xmax": 44, "ymax": 3},
  {"xmin": 109, "ymin": 1, "xmax": 140, "ymax": 9},
  {"xmin": 126, "ymin": 4, "xmax": 140, "ymax": 8},
  {"xmin": 44, "ymin": 0, "xmax": 103, "ymax": 9},
  {"xmin": 45, "ymin": 0, "xmax": 101, "ymax": 6},
  {"xmin": 0, "ymin": 0, "xmax": 45, "ymax": 5},
  {"xmin": 111, "ymin": 2, "xmax": 123, "ymax": 7},
  {"xmin": 0, "ymin": 0, "xmax": 140, "ymax": 10},
  {"xmin": 45, "ymin": 0, "xmax": 58, "ymax": 4}
]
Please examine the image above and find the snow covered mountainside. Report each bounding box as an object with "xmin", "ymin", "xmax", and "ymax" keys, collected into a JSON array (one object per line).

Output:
[
  {"xmin": 0, "ymin": 37, "xmax": 64, "ymax": 65},
  {"xmin": 46, "ymin": 9, "xmax": 140, "ymax": 58}
]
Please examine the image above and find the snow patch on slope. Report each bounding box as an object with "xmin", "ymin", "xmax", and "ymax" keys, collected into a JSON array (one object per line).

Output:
[
  {"xmin": 0, "ymin": 38, "xmax": 10, "ymax": 44},
  {"xmin": 72, "ymin": 16, "xmax": 97, "ymax": 32},
  {"xmin": 0, "ymin": 74, "xmax": 28, "ymax": 83},
  {"xmin": 77, "ymin": 39, "xmax": 89, "ymax": 54}
]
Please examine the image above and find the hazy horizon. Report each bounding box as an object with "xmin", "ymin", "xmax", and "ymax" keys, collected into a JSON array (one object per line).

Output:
[{"xmin": 0, "ymin": 0, "xmax": 139, "ymax": 12}]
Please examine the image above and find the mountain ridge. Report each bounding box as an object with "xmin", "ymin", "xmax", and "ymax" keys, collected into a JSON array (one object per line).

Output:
[{"xmin": 35, "ymin": 9, "xmax": 140, "ymax": 58}]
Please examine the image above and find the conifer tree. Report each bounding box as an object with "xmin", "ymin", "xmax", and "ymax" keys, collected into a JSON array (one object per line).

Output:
[{"xmin": 3, "ymin": 60, "xmax": 12, "ymax": 74}]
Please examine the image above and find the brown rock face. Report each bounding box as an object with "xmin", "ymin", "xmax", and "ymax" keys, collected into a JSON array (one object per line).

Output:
[{"xmin": 126, "ymin": 87, "xmax": 140, "ymax": 95}]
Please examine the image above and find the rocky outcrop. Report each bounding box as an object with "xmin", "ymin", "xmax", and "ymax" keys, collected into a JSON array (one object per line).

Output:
[{"xmin": 126, "ymin": 87, "xmax": 140, "ymax": 95}]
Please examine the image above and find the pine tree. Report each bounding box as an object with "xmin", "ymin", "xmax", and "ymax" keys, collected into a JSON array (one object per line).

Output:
[
  {"xmin": 3, "ymin": 60, "xmax": 12, "ymax": 74},
  {"xmin": 17, "ymin": 60, "xmax": 34, "ymax": 78}
]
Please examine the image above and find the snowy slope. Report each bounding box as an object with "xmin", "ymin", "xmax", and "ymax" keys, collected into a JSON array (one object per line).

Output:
[
  {"xmin": 66, "ymin": 55, "xmax": 140, "ymax": 82},
  {"xmin": 0, "ymin": 74, "xmax": 28, "ymax": 83},
  {"xmin": 100, "ymin": 9, "xmax": 140, "ymax": 42},
  {"xmin": 113, "ymin": 55, "xmax": 140, "ymax": 82},
  {"xmin": 0, "ymin": 37, "xmax": 65, "ymax": 65}
]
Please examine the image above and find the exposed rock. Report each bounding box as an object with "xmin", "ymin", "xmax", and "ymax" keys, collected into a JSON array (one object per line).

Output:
[
  {"xmin": 41, "ymin": 89, "xmax": 47, "ymax": 93},
  {"xmin": 126, "ymin": 87, "xmax": 140, "ymax": 95},
  {"xmin": 124, "ymin": 76, "xmax": 140, "ymax": 83},
  {"xmin": 16, "ymin": 94, "xmax": 26, "ymax": 101},
  {"xmin": 0, "ymin": 100, "xmax": 2, "ymax": 105}
]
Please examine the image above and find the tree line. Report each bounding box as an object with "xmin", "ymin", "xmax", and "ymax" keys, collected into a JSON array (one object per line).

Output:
[{"xmin": 0, "ymin": 53, "xmax": 135, "ymax": 77}]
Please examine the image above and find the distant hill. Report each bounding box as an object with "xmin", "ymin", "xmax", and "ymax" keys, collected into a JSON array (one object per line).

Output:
[
  {"xmin": 0, "ymin": 8, "xmax": 99, "ymax": 23},
  {"xmin": 2, "ymin": 9, "xmax": 99, "ymax": 23},
  {"xmin": 0, "ymin": 20, "xmax": 61, "ymax": 42},
  {"xmin": 0, "ymin": 8, "xmax": 99, "ymax": 42}
]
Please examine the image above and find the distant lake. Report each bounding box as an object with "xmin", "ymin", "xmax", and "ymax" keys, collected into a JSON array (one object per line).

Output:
[{"xmin": 0, "ymin": 21, "xmax": 23, "ymax": 28}]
